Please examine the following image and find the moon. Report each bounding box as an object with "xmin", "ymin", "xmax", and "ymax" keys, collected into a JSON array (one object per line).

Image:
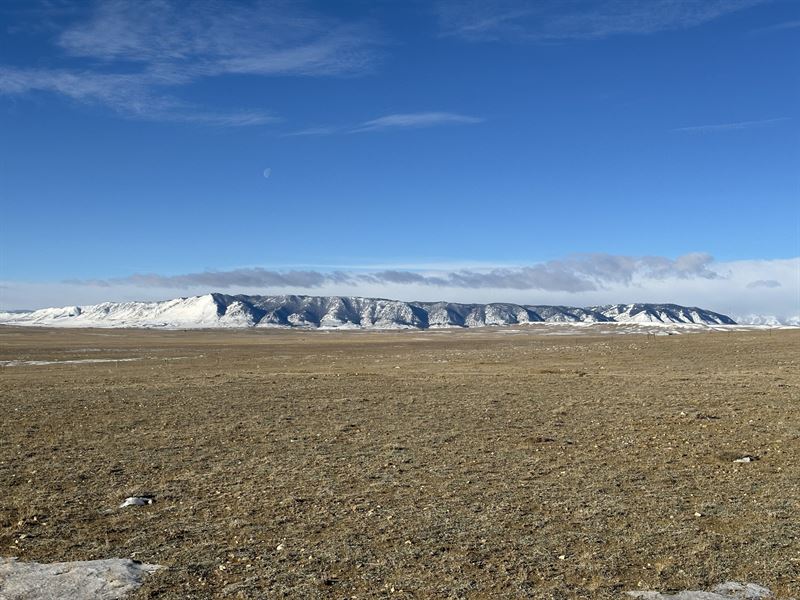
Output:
[{"xmin": 263, "ymin": 167, "xmax": 272, "ymax": 179}]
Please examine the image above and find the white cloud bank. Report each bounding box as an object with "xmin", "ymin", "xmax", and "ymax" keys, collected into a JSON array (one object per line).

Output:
[{"xmin": 2, "ymin": 255, "xmax": 798, "ymax": 321}]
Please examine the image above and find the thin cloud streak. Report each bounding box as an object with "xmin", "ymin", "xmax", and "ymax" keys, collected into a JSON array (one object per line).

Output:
[
  {"xmin": 282, "ymin": 126, "xmax": 340, "ymax": 137},
  {"xmin": 284, "ymin": 112, "xmax": 484, "ymax": 136},
  {"xmin": 351, "ymin": 112, "xmax": 484, "ymax": 133},
  {"xmin": 435, "ymin": 0, "xmax": 769, "ymax": 42},
  {"xmin": 673, "ymin": 117, "xmax": 790, "ymax": 133},
  {"xmin": 749, "ymin": 19, "xmax": 800, "ymax": 35}
]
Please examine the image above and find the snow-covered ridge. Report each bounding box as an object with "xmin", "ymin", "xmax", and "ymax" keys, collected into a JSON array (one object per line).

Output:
[{"xmin": 0, "ymin": 294, "xmax": 740, "ymax": 329}]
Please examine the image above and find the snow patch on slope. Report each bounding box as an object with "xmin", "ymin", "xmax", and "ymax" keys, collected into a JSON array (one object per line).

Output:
[{"xmin": 0, "ymin": 557, "xmax": 160, "ymax": 599}]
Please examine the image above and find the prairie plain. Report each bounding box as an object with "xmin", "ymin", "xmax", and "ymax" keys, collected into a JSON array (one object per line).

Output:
[{"xmin": 0, "ymin": 326, "xmax": 798, "ymax": 598}]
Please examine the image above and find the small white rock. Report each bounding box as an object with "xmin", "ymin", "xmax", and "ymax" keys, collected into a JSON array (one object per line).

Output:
[
  {"xmin": 733, "ymin": 456, "xmax": 756, "ymax": 463},
  {"xmin": 119, "ymin": 497, "xmax": 153, "ymax": 508}
]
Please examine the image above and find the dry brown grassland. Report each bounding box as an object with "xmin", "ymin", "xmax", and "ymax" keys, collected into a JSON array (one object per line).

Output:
[{"xmin": 0, "ymin": 326, "xmax": 798, "ymax": 598}]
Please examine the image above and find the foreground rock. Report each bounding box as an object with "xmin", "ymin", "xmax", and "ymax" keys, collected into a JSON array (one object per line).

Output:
[
  {"xmin": 0, "ymin": 557, "xmax": 161, "ymax": 599},
  {"xmin": 628, "ymin": 581, "xmax": 774, "ymax": 599}
]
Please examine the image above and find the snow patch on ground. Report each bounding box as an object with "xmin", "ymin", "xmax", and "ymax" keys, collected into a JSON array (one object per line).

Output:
[
  {"xmin": 0, "ymin": 557, "xmax": 161, "ymax": 599},
  {"xmin": 628, "ymin": 581, "xmax": 774, "ymax": 599},
  {"xmin": 0, "ymin": 358, "xmax": 142, "ymax": 367},
  {"xmin": 0, "ymin": 356, "xmax": 199, "ymax": 367}
]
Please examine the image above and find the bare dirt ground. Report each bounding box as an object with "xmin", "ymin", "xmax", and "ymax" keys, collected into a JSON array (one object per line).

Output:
[{"xmin": 0, "ymin": 326, "xmax": 798, "ymax": 599}]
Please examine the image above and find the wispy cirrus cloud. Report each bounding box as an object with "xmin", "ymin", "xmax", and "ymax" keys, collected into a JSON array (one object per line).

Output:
[
  {"xmin": 54, "ymin": 0, "xmax": 374, "ymax": 76},
  {"xmin": 63, "ymin": 252, "xmax": 723, "ymax": 293},
  {"xmin": 0, "ymin": 66, "xmax": 278, "ymax": 125},
  {"xmin": 0, "ymin": 0, "xmax": 378, "ymax": 124},
  {"xmin": 673, "ymin": 117, "xmax": 790, "ymax": 133},
  {"xmin": 435, "ymin": 0, "xmax": 769, "ymax": 42}
]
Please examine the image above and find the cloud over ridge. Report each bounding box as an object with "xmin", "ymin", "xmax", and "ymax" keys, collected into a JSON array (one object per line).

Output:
[
  {"xmin": 6, "ymin": 256, "xmax": 798, "ymax": 320},
  {"xmin": 64, "ymin": 252, "xmax": 722, "ymax": 293}
]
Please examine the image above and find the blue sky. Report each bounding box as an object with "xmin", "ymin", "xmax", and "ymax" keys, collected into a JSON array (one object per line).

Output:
[{"xmin": 0, "ymin": 0, "xmax": 798, "ymax": 316}]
